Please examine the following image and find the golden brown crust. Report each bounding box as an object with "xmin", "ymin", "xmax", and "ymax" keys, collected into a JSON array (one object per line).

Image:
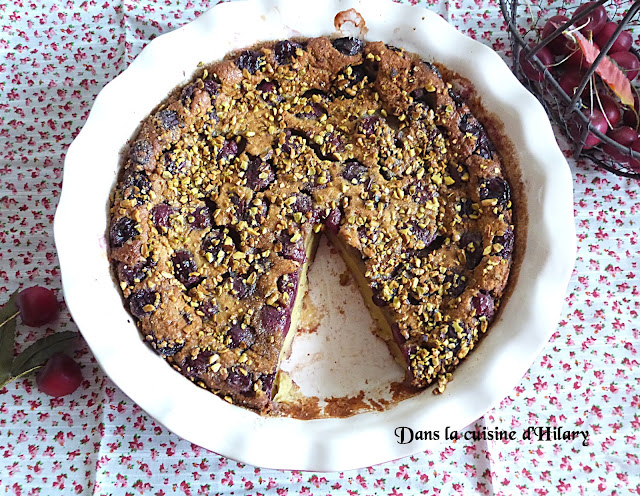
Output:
[{"xmin": 108, "ymin": 37, "xmax": 516, "ymax": 412}]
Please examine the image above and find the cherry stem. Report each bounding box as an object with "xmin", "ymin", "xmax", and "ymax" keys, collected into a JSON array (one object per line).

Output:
[{"xmin": 0, "ymin": 310, "xmax": 19, "ymax": 330}]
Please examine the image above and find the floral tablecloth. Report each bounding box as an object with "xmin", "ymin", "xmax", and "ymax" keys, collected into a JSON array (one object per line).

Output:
[{"xmin": 1, "ymin": 0, "xmax": 639, "ymax": 494}]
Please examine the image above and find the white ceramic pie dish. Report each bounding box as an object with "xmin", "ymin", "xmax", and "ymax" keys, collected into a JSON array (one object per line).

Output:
[{"xmin": 54, "ymin": 0, "xmax": 576, "ymax": 471}]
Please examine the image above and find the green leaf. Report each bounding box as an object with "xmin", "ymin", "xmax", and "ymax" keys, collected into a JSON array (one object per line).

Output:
[
  {"xmin": 10, "ymin": 331, "xmax": 78, "ymax": 377},
  {"xmin": 0, "ymin": 290, "xmax": 19, "ymax": 384},
  {"xmin": 0, "ymin": 365, "xmax": 42, "ymax": 391},
  {"xmin": 0, "ymin": 289, "xmax": 19, "ymax": 329}
]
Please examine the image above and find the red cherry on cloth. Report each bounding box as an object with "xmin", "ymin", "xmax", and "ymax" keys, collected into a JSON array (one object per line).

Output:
[
  {"xmin": 16, "ymin": 286, "xmax": 60, "ymax": 327},
  {"xmin": 36, "ymin": 353, "xmax": 83, "ymax": 397}
]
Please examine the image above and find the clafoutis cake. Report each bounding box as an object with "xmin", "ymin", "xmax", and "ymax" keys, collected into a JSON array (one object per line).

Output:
[{"xmin": 108, "ymin": 36, "xmax": 516, "ymax": 413}]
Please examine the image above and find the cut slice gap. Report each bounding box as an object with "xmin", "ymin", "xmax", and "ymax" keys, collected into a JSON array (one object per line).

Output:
[
  {"xmin": 324, "ymin": 231, "xmax": 406, "ymax": 367},
  {"xmin": 275, "ymin": 235, "xmax": 405, "ymax": 417}
]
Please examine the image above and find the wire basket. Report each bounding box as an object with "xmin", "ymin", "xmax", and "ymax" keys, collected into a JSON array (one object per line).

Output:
[{"xmin": 499, "ymin": 0, "xmax": 640, "ymax": 179}]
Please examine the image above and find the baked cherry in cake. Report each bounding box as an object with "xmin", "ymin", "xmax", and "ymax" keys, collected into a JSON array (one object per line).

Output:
[{"xmin": 109, "ymin": 37, "xmax": 516, "ymax": 413}]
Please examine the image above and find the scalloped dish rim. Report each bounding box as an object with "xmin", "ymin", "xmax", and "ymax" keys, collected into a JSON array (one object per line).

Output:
[{"xmin": 54, "ymin": 0, "xmax": 576, "ymax": 471}]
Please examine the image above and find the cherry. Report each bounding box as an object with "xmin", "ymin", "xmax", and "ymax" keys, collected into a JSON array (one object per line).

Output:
[
  {"xmin": 198, "ymin": 300, "xmax": 218, "ymax": 320},
  {"xmin": 189, "ymin": 205, "xmax": 211, "ymax": 229},
  {"xmin": 274, "ymin": 40, "xmax": 303, "ymax": 65},
  {"xmin": 445, "ymin": 270, "xmax": 468, "ymax": 298},
  {"xmin": 334, "ymin": 64, "xmax": 368, "ymax": 98},
  {"xmin": 227, "ymin": 367, "xmax": 254, "ymax": 393},
  {"xmin": 123, "ymin": 170, "xmax": 150, "ymax": 202},
  {"xmin": 203, "ymin": 78, "xmax": 220, "ymax": 97},
  {"xmin": 542, "ymin": 15, "xmax": 572, "ymax": 56},
  {"xmin": 623, "ymin": 93, "xmax": 640, "ymax": 128},
  {"xmin": 181, "ymin": 350, "xmax": 214, "ymax": 378},
  {"xmin": 157, "ymin": 109, "xmax": 179, "ymax": 130},
  {"xmin": 217, "ymin": 138, "xmax": 239, "ymax": 162},
  {"xmin": 277, "ymin": 232, "xmax": 306, "ymax": 263},
  {"xmin": 260, "ymin": 373, "xmax": 276, "ymax": 394},
  {"xmin": 331, "ymin": 37, "xmax": 365, "ymax": 56},
  {"xmin": 342, "ymin": 160, "xmax": 368, "ymax": 184},
  {"xmin": 583, "ymin": 109, "xmax": 608, "ymax": 149},
  {"xmin": 260, "ymin": 305, "xmax": 286, "ymax": 335},
  {"xmin": 558, "ymin": 70, "xmax": 588, "ymax": 100},
  {"xmin": 564, "ymin": 46, "xmax": 591, "ymax": 70},
  {"xmin": 17, "ymin": 286, "xmax": 59, "ymax": 327},
  {"xmin": 603, "ymin": 126, "xmax": 638, "ymax": 163},
  {"xmin": 609, "ymin": 51, "xmax": 639, "ymax": 81},
  {"xmin": 629, "ymin": 138, "xmax": 640, "ymax": 172},
  {"xmin": 277, "ymin": 272, "xmax": 299, "ymax": 306},
  {"xmin": 245, "ymin": 157, "xmax": 275, "ymax": 191},
  {"xmin": 608, "ymin": 126, "xmax": 638, "ymax": 145},
  {"xmin": 129, "ymin": 140, "xmax": 152, "ymax": 166},
  {"xmin": 228, "ymin": 323, "xmax": 256, "ymax": 348},
  {"xmin": 479, "ymin": 177, "xmax": 510, "ymax": 208},
  {"xmin": 110, "ymin": 217, "xmax": 138, "ymax": 246},
  {"xmin": 493, "ymin": 228, "xmax": 514, "ymax": 259},
  {"xmin": 324, "ymin": 208, "xmax": 342, "ymax": 234},
  {"xmin": 573, "ymin": 2, "xmax": 608, "ymax": 36},
  {"xmin": 36, "ymin": 353, "xmax": 83, "ymax": 397},
  {"xmin": 257, "ymin": 79, "xmax": 277, "ymax": 94},
  {"xmin": 519, "ymin": 45, "xmax": 554, "ymax": 81},
  {"xmin": 597, "ymin": 94, "xmax": 622, "ymax": 128},
  {"xmin": 172, "ymin": 250, "xmax": 201, "ymax": 289},
  {"xmin": 471, "ymin": 292, "xmax": 495, "ymax": 321},
  {"xmin": 235, "ymin": 50, "xmax": 263, "ymax": 75},
  {"xmin": 151, "ymin": 204, "xmax": 173, "ymax": 230},
  {"xmin": 594, "ymin": 22, "xmax": 633, "ymax": 54},
  {"xmin": 358, "ymin": 115, "xmax": 381, "ymax": 136},
  {"xmin": 296, "ymin": 102, "xmax": 325, "ymax": 119},
  {"xmin": 458, "ymin": 114, "xmax": 494, "ymax": 158},
  {"xmin": 459, "ymin": 231, "xmax": 484, "ymax": 270},
  {"xmin": 408, "ymin": 220, "xmax": 437, "ymax": 248}
]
